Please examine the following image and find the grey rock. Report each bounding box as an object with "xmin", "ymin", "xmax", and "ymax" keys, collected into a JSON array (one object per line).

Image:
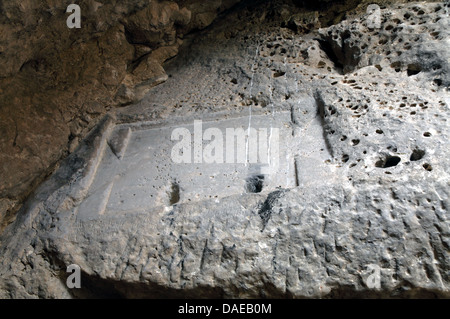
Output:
[
  {"xmin": 0, "ymin": 1, "xmax": 449, "ymax": 298},
  {"xmin": 108, "ymin": 127, "xmax": 132, "ymax": 160},
  {"xmin": 366, "ymin": 4, "xmax": 381, "ymax": 29},
  {"xmin": 0, "ymin": 0, "xmax": 248, "ymax": 230}
]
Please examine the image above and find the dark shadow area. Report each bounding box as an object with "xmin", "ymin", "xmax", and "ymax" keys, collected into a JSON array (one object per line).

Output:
[
  {"xmin": 314, "ymin": 92, "xmax": 335, "ymax": 158},
  {"xmin": 246, "ymin": 175, "xmax": 265, "ymax": 193},
  {"xmin": 324, "ymin": 283, "xmax": 447, "ymax": 298},
  {"xmin": 66, "ymin": 270, "xmax": 225, "ymax": 299},
  {"xmin": 257, "ymin": 189, "xmax": 285, "ymax": 230},
  {"xmin": 375, "ymin": 155, "xmax": 401, "ymax": 168},
  {"xmin": 315, "ymin": 38, "xmax": 344, "ymax": 73},
  {"xmin": 168, "ymin": 181, "xmax": 181, "ymax": 205},
  {"xmin": 410, "ymin": 149, "xmax": 425, "ymax": 161}
]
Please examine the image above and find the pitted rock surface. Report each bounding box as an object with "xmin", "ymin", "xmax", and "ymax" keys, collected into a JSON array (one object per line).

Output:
[{"xmin": 0, "ymin": 1, "xmax": 449, "ymax": 298}]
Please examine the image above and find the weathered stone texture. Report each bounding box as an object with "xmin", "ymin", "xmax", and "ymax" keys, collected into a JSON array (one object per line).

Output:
[
  {"xmin": 0, "ymin": 0, "xmax": 246, "ymax": 231},
  {"xmin": 0, "ymin": 0, "xmax": 448, "ymax": 298}
]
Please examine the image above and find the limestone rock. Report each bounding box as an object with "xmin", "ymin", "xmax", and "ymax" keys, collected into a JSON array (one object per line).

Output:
[
  {"xmin": 0, "ymin": 0, "xmax": 246, "ymax": 230},
  {"xmin": 318, "ymin": 1, "xmax": 450, "ymax": 79},
  {"xmin": 0, "ymin": 1, "xmax": 448, "ymax": 298}
]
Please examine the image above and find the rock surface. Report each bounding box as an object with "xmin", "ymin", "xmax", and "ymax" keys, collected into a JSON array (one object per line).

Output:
[
  {"xmin": 0, "ymin": 0, "xmax": 449, "ymax": 298},
  {"xmin": 0, "ymin": 0, "xmax": 243, "ymax": 231}
]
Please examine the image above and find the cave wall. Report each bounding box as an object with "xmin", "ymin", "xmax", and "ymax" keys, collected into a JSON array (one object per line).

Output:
[
  {"xmin": 0, "ymin": 0, "xmax": 442, "ymax": 230},
  {"xmin": 0, "ymin": 0, "xmax": 448, "ymax": 299},
  {"xmin": 0, "ymin": 0, "xmax": 244, "ymax": 231}
]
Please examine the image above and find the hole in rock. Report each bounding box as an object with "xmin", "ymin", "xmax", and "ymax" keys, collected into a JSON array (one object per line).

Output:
[
  {"xmin": 387, "ymin": 145, "xmax": 397, "ymax": 152},
  {"xmin": 168, "ymin": 182, "xmax": 180, "ymax": 206},
  {"xmin": 342, "ymin": 154, "xmax": 350, "ymax": 163},
  {"xmin": 423, "ymin": 163, "xmax": 432, "ymax": 171},
  {"xmin": 315, "ymin": 38, "xmax": 343, "ymax": 71},
  {"xmin": 410, "ymin": 149, "xmax": 425, "ymax": 161},
  {"xmin": 430, "ymin": 31, "xmax": 440, "ymax": 39},
  {"xmin": 390, "ymin": 62, "xmax": 402, "ymax": 72},
  {"xmin": 407, "ymin": 64, "xmax": 422, "ymax": 76},
  {"xmin": 273, "ymin": 71, "xmax": 285, "ymax": 78},
  {"xmin": 375, "ymin": 156, "xmax": 401, "ymax": 168},
  {"xmin": 246, "ymin": 175, "xmax": 265, "ymax": 193}
]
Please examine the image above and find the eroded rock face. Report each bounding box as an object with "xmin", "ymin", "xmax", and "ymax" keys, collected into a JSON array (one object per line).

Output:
[
  {"xmin": 0, "ymin": 0, "xmax": 448, "ymax": 298},
  {"xmin": 0, "ymin": 0, "xmax": 440, "ymax": 235},
  {"xmin": 319, "ymin": 2, "xmax": 450, "ymax": 81},
  {"xmin": 0, "ymin": 0, "xmax": 244, "ymax": 231}
]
